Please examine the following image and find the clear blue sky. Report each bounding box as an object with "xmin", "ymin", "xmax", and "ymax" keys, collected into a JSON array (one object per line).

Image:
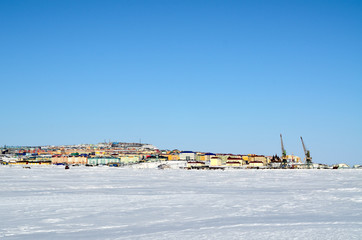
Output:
[{"xmin": 1, "ymin": 0, "xmax": 361, "ymax": 165}]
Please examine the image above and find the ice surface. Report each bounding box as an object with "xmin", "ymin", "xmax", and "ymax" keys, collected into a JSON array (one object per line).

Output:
[{"xmin": 1, "ymin": 166, "xmax": 362, "ymax": 239}]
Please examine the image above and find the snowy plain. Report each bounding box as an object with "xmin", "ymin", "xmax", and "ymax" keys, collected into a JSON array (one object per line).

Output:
[{"xmin": 1, "ymin": 166, "xmax": 362, "ymax": 240}]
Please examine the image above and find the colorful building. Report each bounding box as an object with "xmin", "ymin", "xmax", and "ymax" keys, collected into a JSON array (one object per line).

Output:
[
  {"xmin": 210, "ymin": 157, "xmax": 222, "ymax": 166},
  {"xmin": 179, "ymin": 151, "xmax": 196, "ymax": 161},
  {"xmin": 88, "ymin": 157, "xmax": 120, "ymax": 165}
]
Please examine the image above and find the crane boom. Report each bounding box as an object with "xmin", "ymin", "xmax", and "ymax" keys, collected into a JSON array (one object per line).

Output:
[
  {"xmin": 300, "ymin": 136, "xmax": 312, "ymax": 168},
  {"xmin": 300, "ymin": 137, "xmax": 307, "ymax": 156},
  {"xmin": 280, "ymin": 134, "xmax": 286, "ymax": 157},
  {"xmin": 280, "ymin": 134, "xmax": 288, "ymax": 168}
]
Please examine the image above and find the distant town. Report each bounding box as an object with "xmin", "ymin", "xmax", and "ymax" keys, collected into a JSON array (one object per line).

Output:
[{"xmin": 0, "ymin": 138, "xmax": 357, "ymax": 169}]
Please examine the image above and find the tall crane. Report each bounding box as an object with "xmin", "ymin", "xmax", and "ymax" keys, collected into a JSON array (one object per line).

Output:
[
  {"xmin": 300, "ymin": 137, "xmax": 312, "ymax": 168},
  {"xmin": 280, "ymin": 134, "xmax": 288, "ymax": 168}
]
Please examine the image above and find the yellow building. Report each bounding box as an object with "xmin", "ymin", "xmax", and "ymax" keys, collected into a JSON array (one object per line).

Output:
[
  {"xmin": 226, "ymin": 161, "xmax": 242, "ymax": 167},
  {"xmin": 120, "ymin": 156, "xmax": 139, "ymax": 164},
  {"xmin": 8, "ymin": 160, "xmax": 51, "ymax": 165},
  {"xmin": 248, "ymin": 155, "xmax": 268, "ymax": 165},
  {"xmin": 225, "ymin": 156, "xmax": 243, "ymax": 167},
  {"xmin": 186, "ymin": 161, "xmax": 206, "ymax": 169},
  {"xmin": 28, "ymin": 161, "xmax": 51, "ymax": 165},
  {"xmin": 210, "ymin": 157, "xmax": 222, "ymax": 166},
  {"xmin": 249, "ymin": 161, "xmax": 264, "ymax": 167},
  {"xmin": 95, "ymin": 151, "xmax": 105, "ymax": 156},
  {"xmin": 167, "ymin": 154, "xmax": 180, "ymax": 161},
  {"xmin": 196, "ymin": 153, "xmax": 217, "ymax": 162}
]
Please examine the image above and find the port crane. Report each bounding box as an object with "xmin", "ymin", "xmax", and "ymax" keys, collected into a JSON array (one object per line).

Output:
[
  {"xmin": 280, "ymin": 134, "xmax": 288, "ymax": 168},
  {"xmin": 300, "ymin": 137, "xmax": 312, "ymax": 168}
]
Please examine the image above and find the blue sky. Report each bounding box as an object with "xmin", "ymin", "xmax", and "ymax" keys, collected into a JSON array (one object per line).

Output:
[{"xmin": 1, "ymin": 0, "xmax": 361, "ymax": 165}]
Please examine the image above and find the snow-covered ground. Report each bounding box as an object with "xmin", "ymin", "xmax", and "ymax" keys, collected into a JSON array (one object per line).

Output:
[{"xmin": 1, "ymin": 166, "xmax": 362, "ymax": 239}]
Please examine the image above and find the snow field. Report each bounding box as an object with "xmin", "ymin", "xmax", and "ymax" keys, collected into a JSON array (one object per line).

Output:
[{"xmin": 1, "ymin": 166, "xmax": 362, "ymax": 239}]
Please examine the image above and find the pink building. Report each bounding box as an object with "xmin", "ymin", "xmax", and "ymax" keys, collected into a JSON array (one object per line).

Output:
[{"xmin": 52, "ymin": 156, "xmax": 87, "ymax": 165}]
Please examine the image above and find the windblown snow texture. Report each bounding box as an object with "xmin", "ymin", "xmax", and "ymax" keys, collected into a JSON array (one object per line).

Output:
[{"xmin": 1, "ymin": 166, "xmax": 361, "ymax": 239}]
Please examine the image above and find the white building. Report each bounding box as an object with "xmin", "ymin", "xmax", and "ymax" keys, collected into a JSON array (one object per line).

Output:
[{"xmin": 179, "ymin": 151, "xmax": 196, "ymax": 161}]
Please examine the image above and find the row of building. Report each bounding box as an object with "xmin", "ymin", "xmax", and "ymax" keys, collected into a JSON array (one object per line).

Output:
[{"xmin": 0, "ymin": 142, "xmax": 309, "ymax": 168}]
